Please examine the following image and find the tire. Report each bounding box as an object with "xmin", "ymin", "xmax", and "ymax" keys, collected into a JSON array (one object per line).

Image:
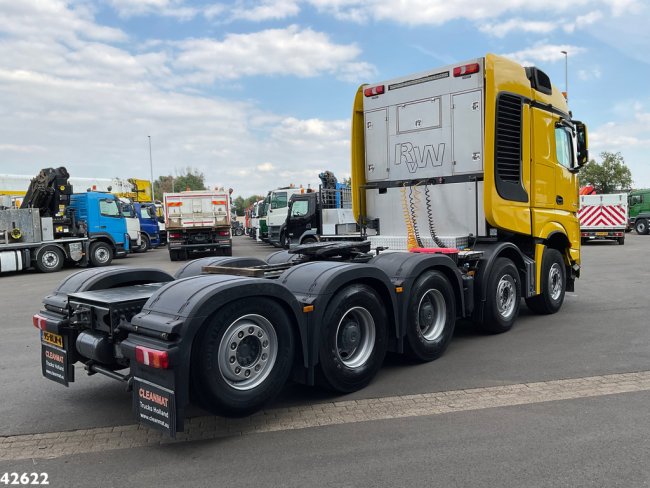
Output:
[
  {"xmin": 222, "ymin": 247, "xmax": 233, "ymax": 256},
  {"xmin": 35, "ymin": 246, "xmax": 64, "ymax": 273},
  {"xmin": 301, "ymin": 236, "xmax": 318, "ymax": 245},
  {"xmin": 618, "ymin": 236, "xmax": 625, "ymax": 245},
  {"xmin": 89, "ymin": 241, "xmax": 113, "ymax": 267},
  {"xmin": 635, "ymin": 218, "xmax": 649, "ymax": 235},
  {"xmin": 478, "ymin": 257, "xmax": 521, "ymax": 334},
  {"xmin": 580, "ymin": 237, "xmax": 588, "ymax": 245},
  {"xmin": 135, "ymin": 235, "xmax": 150, "ymax": 253},
  {"xmin": 169, "ymin": 249, "xmax": 178, "ymax": 261},
  {"xmin": 404, "ymin": 271, "xmax": 456, "ymax": 362},
  {"xmin": 191, "ymin": 297, "xmax": 294, "ymax": 417},
  {"xmin": 525, "ymin": 249, "xmax": 566, "ymax": 315},
  {"xmin": 280, "ymin": 231, "xmax": 289, "ymax": 249},
  {"xmin": 317, "ymin": 284, "xmax": 388, "ymax": 393}
]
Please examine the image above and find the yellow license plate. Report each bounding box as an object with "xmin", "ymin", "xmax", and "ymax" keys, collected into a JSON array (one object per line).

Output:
[
  {"xmin": 595, "ymin": 232, "xmax": 608, "ymax": 236},
  {"xmin": 42, "ymin": 330, "xmax": 64, "ymax": 348}
]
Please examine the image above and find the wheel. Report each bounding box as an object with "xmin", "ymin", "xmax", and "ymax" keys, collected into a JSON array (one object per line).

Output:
[
  {"xmin": 404, "ymin": 271, "xmax": 456, "ymax": 362},
  {"xmin": 169, "ymin": 249, "xmax": 178, "ymax": 261},
  {"xmin": 222, "ymin": 247, "xmax": 232, "ymax": 256},
  {"xmin": 580, "ymin": 237, "xmax": 588, "ymax": 245},
  {"xmin": 89, "ymin": 241, "xmax": 113, "ymax": 267},
  {"xmin": 618, "ymin": 236, "xmax": 625, "ymax": 245},
  {"xmin": 525, "ymin": 249, "xmax": 566, "ymax": 315},
  {"xmin": 301, "ymin": 236, "xmax": 318, "ymax": 245},
  {"xmin": 191, "ymin": 297, "xmax": 294, "ymax": 417},
  {"xmin": 280, "ymin": 231, "xmax": 289, "ymax": 249},
  {"xmin": 135, "ymin": 235, "xmax": 150, "ymax": 253},
  {"xmin": 635, "ymin": 218, "xmax": 649, "ymax": 235},
  {"xmin": 35, "ymin": 246, "xmax": 64, "ymax": 273},
  {"xmin": 235, "ymin": 228, "xmax": 244, "ymax": 236},
  {"xmin": 317, "ymin": 284, "xmax": 388, "ymax": 393},
  {"xmin": 478, "ymin": 257, "xmax": 521, "ymax": 334}
]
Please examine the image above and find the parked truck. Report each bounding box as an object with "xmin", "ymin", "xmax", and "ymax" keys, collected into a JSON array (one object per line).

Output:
[
  {"xmin": 283, "ymin": 172, "xmax": 358, "ymax": 247},
  {"xmin": 628, "ymin": 188, "xmax": 650, "ymax": 234},
  {"xmin": 267, "ymin": 186, "xmax": 304, "ymax": 246},
  {"xmin": 33, "ymin": 54, "xmax": 587, "ymax": 437},
  {"xmin": 578, "ymin": 193, "xmax": 627, "ymax": 244},
  {"xmin": 134, "ymin": 202, "xmax": 162, "ymax": 252},
  {"xmin": 165, "ymin": 190, "xmax": 232, "ymax": 261}
]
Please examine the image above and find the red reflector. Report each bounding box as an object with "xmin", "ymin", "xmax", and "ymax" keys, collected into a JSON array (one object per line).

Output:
[
  {"xmin": 219, "ymin": 230, "xmax": 230, "ymax": 236},
  {"xmin": 135, "ymin": 346, "xmax": 169, "ymax": 369},
  {"xmin": 364, "ymin": 85, "xmax": 385, "ymax": 97},
  {"xmin": 169, "ymin": 232, "xmax": 181, "ymax": 239},
  {"xmin": 453, "ymin": 63, "xmax": 480, "ymax": 77},
  {"xmin": 33, "ymin": 314, "xmax": 47, "ymax": 330}
]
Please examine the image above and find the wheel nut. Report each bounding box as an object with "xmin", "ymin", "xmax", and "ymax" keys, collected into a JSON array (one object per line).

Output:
[
  {"xmin": 248, "ymin": 327, "xmax": 254, "ymax": 334},
  {"xmin": 261, "ymin": 353, "xmax": 267, "ymax": 360},
  {"xmin": 230, "ymin": 356, "xmax": 236, "ymax": 364},
  {"xmin": 255, "ymin": 364, "xmax": 261, "ymax": 372},
  {"xmin": 238, "ymin": 331, "xmax": 244, "ymax": 339},
  {"xmin": 245, "ymin": 370, "xmax": 251, "ymax": 377},
  {"xmin": 257, "ymin": 331, "xmax": 263, "ymax": 338},
  {"xmin": 231, "ymin": 342, "xmax": 237, "ymax": 350},
  {"xmin": 262, "ymin": 340, "xmax": 268, "ymax": 348},
  {"xmin": 235, "ymin": 367, "xmax": 241, "ymax": 374}
]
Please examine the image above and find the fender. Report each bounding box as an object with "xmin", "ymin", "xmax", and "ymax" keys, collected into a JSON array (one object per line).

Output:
[
  {"xmin": 369, "ymin": 252, "xmax": 466, "ymax": 352},
  {"xmin": 88, "ymin": 232, "xmax": 118, "ymax": 248},
  {"xmin": 127, "ymin": 274, "xmax": 307, "ymax": 427},
  {"xmin": 174, "ymin": 256, "xmax": 268, "ymax": 279},
  {"xmin": 265, "ymin": 250, "xmax": 304, "ymax": 265},
  {"xmin": 298, "ymin": 229, "xmax": 319, "ymax": 244},
  {"xmin": 43, "ymin": 267, "xmax": 174, "ymax": 311},
  {"xmin": 472, "ymin": 242, "xmax": 535, "ymax": 321},
  {"xmin": 277, "ymin": 260, "xmax": 398, "ymax": 372}
]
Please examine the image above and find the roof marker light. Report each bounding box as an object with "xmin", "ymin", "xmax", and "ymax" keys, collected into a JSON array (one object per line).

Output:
[
  {"xmin": 364, "ymin": 85, "xmax": 385, "ymax": 97},
  {"xmin": 453, "ymin": 63, "xmax": 480, "ymax": 77}
]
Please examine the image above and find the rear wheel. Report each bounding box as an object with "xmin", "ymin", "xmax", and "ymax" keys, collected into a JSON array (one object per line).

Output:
[
  {"xmin": 191, "ymin": 298, "xmax": 294, "ymax": 416},
  {"xmin": 317, "ymin": 284, "xmax": 388, "ymax": 393},
  {"xmin": 89, "ymin": 241, "xmax": 113, "ymax": 267},
  {"xmin": 635, "ymin": 218, "xmax": 649, "ymax": 235},
  {"xmin": 478, "ymin": 257, "xmax": 521, "ymax": 334},
  {"xmin": 404, "ymin": 271, "xmax": 456, "ymax": 362},
  {"xmin": 301, "ymin": 236, "xmax": 318, "ymax": 245},
  {"xmin": 525, "ymin": 249, "xmax": 565, "ymax": 315},
  {"xmin": 618, "ymin": 236, "xmax": 625, "ymax": 245},
  {"xmin": 35, "ymin": 246, "xmax": 64, "ymax": 273}
]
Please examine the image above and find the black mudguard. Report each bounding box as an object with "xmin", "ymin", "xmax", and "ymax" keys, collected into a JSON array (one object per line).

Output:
[
  {"xmin": 369, "ymin": 252, "xmax": 466, "ymax": 353},
  {"xmin": 126, "ymin": 274, "xmax": 306, "ymax": 432},
  {"xmin": 277, "ymin": 260, "xmax": 398, "ymax": 376}
]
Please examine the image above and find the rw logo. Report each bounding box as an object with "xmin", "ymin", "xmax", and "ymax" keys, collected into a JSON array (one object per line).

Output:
[{"xmin": 395, "ymin": 142, "xmax": 445, "ymax": 173}]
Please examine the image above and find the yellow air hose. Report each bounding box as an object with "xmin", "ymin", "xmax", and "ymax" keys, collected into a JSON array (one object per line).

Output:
[{"xmin": 401, "ymin": 185, "xmax": 418, "ymax": 250}]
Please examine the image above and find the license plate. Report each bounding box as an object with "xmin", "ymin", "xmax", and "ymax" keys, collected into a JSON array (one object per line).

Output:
[
  {"xmin": 596, "ymin": 232, "xmax": 608, "ymax": 236},
  {"xmin": 42, "ymin": 330, "xmax": 64, "ymax": 348}
]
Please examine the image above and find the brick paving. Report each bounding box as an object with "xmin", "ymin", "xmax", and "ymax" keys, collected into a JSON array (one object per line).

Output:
[{"xmin": 1, "ymin": 371, "xmax": 649, "ymax": 461}]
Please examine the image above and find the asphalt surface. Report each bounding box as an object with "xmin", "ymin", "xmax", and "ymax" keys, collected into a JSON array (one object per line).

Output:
[{"xmin": 1, "ymin": 234, "xmax": 649, "ymax": 486}]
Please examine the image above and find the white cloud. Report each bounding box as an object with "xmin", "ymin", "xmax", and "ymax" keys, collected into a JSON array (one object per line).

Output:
[
  {"xmin": 257, "ymin": 162, "xmax": 275, "ymax": 172},
  {"xmin": 578, "ymin": 67, "xmax": 602, "ymax": 81},
  {"xmin": 0, "ymin": 144, "xmax": 46, "ymax": 153},
  {"xmin": 230, "ymin": 0, "xmax": 301, "ymax": 21},
  {"xmin": 174, "ymin": 25, "xmax": 375, "ymax": 82},
  {"xmin": 502, "ymin": 42, "xmax": 585, "ymax": 66},
  {"xmin": 480, "ymin": 19, "xmax": 557, "ymax": 38},
  {"xmin": 107, "ymin": 0, "xmax": 198, "ymax": 19}
]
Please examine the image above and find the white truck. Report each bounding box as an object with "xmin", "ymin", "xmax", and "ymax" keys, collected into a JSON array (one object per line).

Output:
[
  {"xmin": 118, "ymin": 197, "xmax": 142, "ymax": 252},
  {"xmin": 578, "ymin": 193, "xmax": 628, "ymax": 245},
  {"xmin": 164, "ymin": 190, "xmax": 232, "ymax": 260},
  {"xmin": 266, "ymin": 187, "xmax": 304, "ymax": 246}
]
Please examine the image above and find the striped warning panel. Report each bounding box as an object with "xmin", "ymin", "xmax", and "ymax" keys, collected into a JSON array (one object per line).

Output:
[{"xmin": 578, "ymin": 204, "xmax": 627, "ymax": 228}]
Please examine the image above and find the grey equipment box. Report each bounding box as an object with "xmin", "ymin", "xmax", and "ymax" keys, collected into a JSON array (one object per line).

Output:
[{"xmin": 0, "ymin": 208, "xmax": 42, "ymax": 244}]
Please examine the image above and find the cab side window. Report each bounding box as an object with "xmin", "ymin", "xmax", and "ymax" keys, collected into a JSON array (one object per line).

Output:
[
  {"xmin": 555, "ymin": 126, "xmax": 573, "ymax": 169},
  {"xmin": 99, "ymin": 199, "xmax": 120, "ymax": 217},
  {"xmin": 291, "ymin": 200, "xmax": 309, "ymax": 217}
]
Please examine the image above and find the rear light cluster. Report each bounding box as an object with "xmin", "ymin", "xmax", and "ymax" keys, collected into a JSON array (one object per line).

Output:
[
  {"xmin": 364, "ymin": 85, "xmax": 385, "ymax": 97},
  {"xmin": 218, "ymin": 230, "xmax": 230, "ymax": 236},
  {"xmin": 168, "ymin": 232, "xmax": 181, "ymax": 239},
  {"xmin": 33, "ymin": 314, "xmax": 47, "ymax": 330},
  {"xmin": 135, "ymin": 346, "xmax": 169, "ymax": 369},
  {"xmin": 453, "ymin": 63, "xmax": 480, "ymax": 77}
]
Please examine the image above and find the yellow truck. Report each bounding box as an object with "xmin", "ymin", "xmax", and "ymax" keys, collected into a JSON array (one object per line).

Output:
[{"xmin": 34, "ymin": 54, "xmax": 588, "ymax": 436}]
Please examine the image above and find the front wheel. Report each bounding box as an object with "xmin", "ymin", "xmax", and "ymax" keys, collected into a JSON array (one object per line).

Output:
[
  {"xmin": 317, "ymin": 284, "xmax": 388, "ymax": 393},
  {"xmin": 135, "ymin": 235, "xmax": 150, "ymax": 253},
  {"xmin": 635, "ymin": 218, "xmax": 649, "ymax": 235},
  {"xmin": 525, "ymin": 249, "xmax": 565, "ymax": 315},
  {"xmin": 404, "ymin": 271, "xmax": 456, "ymax": 362},
  {"xmin": 89, "ymin": 241, "xmax": 113, "ymax": 267},
  {"xmin": 478, "ymin": 257, "xmax": 521, "ymax": 334},
  {"xmin": 191, "ymin": 298, "xmax": 295, "ymax": 417}
]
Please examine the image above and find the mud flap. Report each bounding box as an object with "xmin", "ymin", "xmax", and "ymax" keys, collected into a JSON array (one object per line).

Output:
[{"xmin": 133, "ymin": 378, "xmax": 177, "ymax": 437}]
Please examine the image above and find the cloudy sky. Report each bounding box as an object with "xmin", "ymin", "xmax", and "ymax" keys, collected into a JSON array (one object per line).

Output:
[{"xmin": 0, "ymin": 0, "xmax": 649, "ymax": 197}]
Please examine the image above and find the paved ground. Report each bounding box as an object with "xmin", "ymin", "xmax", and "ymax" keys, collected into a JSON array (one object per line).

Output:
[{"xmin": 1, "ymin": 234, "xmax": 649, "ymax": 487}]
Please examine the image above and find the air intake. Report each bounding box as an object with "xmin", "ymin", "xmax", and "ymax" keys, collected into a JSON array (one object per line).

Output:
[{"xmin": 495, "ymin": 93, "xmax": 528, "ymax": 202}]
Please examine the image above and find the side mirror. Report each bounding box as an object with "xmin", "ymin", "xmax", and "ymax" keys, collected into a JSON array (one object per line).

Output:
[{"xmin": 574, "ymin": 120, "xmax": 588, "ymax": 168}]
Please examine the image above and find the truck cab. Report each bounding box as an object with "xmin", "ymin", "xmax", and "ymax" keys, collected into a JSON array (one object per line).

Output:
[
  {"xmin": 628, "ymin": 189, "xmax": 650, "ymax": 234},
  {"xmin": 118, "ymin": 198, "xmax": 142, "ymax": 252},
  {"xmin": 134, "ymin": 202, "xmax": 161, "ymax": 251},
  {"xmin": 267, "ymin": 187, "xmax": 303, "ymax": 246},
  {"xmin": 69, "ymin": 192, "xmax": 130, "ymax": 266}
]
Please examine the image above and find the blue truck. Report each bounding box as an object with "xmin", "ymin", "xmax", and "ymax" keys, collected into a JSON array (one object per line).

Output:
[
  {"xmin": 69, "ymin": 192, "xmax": 130, "ymax": 266},
  {"xmin": 133, "ymin": 202, "xmax": 161, "ymax": 252}
]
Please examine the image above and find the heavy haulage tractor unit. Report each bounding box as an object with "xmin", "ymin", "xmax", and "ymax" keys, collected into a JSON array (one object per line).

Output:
[{"xmin": 34, "ymin": 54, "xmax": 588, "ymax": 437}]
